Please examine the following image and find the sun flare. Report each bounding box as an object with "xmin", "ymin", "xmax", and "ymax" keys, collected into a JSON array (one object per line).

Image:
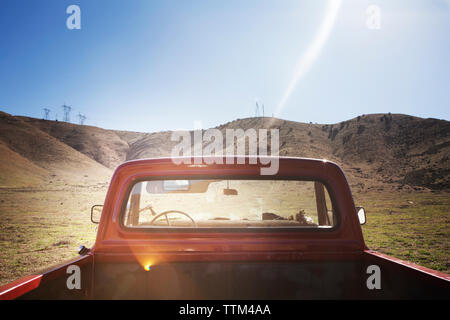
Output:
[{"xmin": 274, "ymin": 0, "xmax": 342, "ymax": 117}]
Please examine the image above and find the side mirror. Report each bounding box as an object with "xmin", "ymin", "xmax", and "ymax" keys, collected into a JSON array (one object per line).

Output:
[
  {"xmin": 356, "ymin": 206, "xmax": 366, "ymax": 225},
  {"xmin": 91, "ymin": 205, "xmax": 103, "ymax": 224}
]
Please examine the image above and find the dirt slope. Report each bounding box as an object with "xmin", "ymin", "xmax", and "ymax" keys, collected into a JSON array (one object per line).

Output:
[
  {"xmin": 0, "ymin": 140, "xmax": 48, "ymax": 187},
  {"xmin": 19, "ymin": 117, "xmax": 129, "ymax": 170},
  {"xmin": 326, "ymin": 114, "xmax": 450, "ymax": 190},
  {"xmin": 111, "ymin": 114, "xmax": 449, "ymax": 191},
  {"xmin": 0, "ymin": 112, "xmax": 112, "ymax": 187}
]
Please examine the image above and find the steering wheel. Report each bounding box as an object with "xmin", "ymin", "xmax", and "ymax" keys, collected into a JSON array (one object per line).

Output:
[{"xmin": 149, "ymin": 210, "xmax": 197, "ymax": 227}]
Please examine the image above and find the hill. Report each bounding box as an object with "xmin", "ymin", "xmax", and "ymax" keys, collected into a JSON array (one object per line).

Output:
[
  {"xmin": 0, "ymin": 112, "xmax": 112, "ymax": 187},
  {"xmin": 1, "ymin": 111, "xmax": 449, "ymax": 191}
]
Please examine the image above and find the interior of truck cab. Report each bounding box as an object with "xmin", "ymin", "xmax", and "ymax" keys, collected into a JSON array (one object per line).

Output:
[{"xmin": 122, "ymin": 179, "xmax": 337, "ymax": 229}]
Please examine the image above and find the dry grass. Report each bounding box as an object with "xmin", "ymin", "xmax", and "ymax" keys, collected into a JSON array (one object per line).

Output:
[
  {"xmin": 0, "ymin": 182, "xmax": 108, "ymax": 286},
  {"xmin": 0, "ymin": 184, "xmax": 448, "ymax": 286}
]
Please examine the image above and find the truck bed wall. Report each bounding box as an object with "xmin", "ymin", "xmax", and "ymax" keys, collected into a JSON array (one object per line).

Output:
[
  {"xmin": 94, "ymin": 260, "xmax": 365, "ymax": 300},
  {"xmin": 14, "ymin": 253, "xmax": 449, "ymax": 300},
  {"xmin": 362, "ymin": 251, "xmax": 449, "ymax": 299},
  {"xmin": 17, "ymin": 255, "xmax": 92, "ymax": 300},
  {"xmin": 92, "ymin": 254, "xmax": 449, "ymax": 300}
]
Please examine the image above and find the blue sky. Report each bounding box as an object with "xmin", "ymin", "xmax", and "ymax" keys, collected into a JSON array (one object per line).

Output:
[{"xmin": 0, "ymin": 0, "xmax": 449, "ymax": 132}]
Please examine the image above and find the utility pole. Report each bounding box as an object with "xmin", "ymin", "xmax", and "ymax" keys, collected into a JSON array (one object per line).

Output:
[{"xmin": 43, "ymin": 108, "xmax": 51, "ymax": 120}]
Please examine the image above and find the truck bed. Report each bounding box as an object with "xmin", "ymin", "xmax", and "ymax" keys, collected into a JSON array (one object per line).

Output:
[{"xmin": 8, "ymin": 250, "xmax": 449, "ymax": 300}]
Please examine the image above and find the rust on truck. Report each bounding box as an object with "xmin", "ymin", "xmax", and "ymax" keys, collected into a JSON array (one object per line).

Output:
[{"xmin": 1, "ymin": 157, "xmax": 449, "ymax": 300}]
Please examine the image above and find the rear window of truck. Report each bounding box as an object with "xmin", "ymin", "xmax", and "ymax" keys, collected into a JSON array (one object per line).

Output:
[{"xmin": 121, "ymin": 179, "xmax": 338, "ymax": 230}]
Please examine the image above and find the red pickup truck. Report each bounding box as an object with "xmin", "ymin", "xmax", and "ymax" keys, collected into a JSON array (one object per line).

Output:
[{"xmin": 1, "ymin": 157, "xmax": 449, "ymax": 299}]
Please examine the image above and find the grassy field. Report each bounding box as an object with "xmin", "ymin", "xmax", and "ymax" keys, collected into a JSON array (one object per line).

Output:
[
  {"xmin": 355, "ymin": 191, "xmax": 449, "ymax": 273},
  {"xmin": 0, "ymin": 184, "xmax": 107, "ymax": 286},
  {"xmin": 0, "ymin": 186, "xmax": 448, "ymax": 286}
]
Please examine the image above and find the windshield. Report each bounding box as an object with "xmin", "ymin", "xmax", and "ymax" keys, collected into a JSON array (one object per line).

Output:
[{"xmin": 122, "ymin": 179, "xmax": 337, "ymax": 229}]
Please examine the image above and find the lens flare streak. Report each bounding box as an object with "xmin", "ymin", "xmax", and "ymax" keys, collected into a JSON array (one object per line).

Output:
[{"xmin": 274, "ymin": 0, "xmax": 342, "ymax": 117}]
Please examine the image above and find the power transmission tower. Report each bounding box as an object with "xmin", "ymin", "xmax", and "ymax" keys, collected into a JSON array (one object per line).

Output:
[
  {"xmin": 43, "ymin": 108, "xmax": 51, "ymax": 120},
  {"xmin": 255, "ymin": 102, "xmax": 260, "ymax": 117},
  {"xmin": 255, "ymin": 101, "xmax": 266, "ymax": 117},
  {"xmin": 62, "ymin": 104, "xmax": 72, "ymax": 122},
  {"xmin": 78, "ymin": 113, "xmax": 87, "ymax": 125}
]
